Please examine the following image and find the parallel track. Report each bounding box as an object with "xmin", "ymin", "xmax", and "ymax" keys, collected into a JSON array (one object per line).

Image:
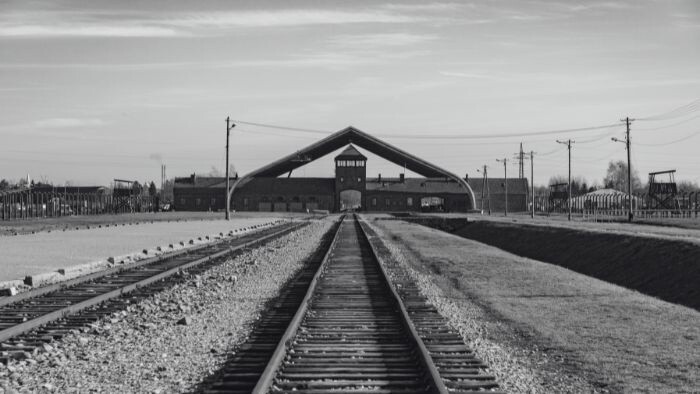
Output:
[
  {"xmin": 0, "ymin": 221, "xmax": 306, "ymax": 363},
  {"xmin": 206, "ymin": 215, "xmax": 501, "ymax": 393}
]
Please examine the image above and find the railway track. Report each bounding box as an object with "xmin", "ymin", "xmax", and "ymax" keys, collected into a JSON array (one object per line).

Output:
[
  {"xmin": 205, "ymin": 215, "xmax": 501, "ymax": 393},
  {"xmin": 0, "ymin": 220, "xmax": 306, "ymax": 364}
]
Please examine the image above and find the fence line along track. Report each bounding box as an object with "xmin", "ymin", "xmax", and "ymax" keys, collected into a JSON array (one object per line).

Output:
[
  {"xmin": 0, "ymin": 221, "xmax": 307, "ymax": 363},
  {"xmin": 206, "ymin": 214, "xmax": 500, "ymax": 394}
]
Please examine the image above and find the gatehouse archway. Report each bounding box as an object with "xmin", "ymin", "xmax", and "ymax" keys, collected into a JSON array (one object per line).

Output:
[{"xmin": 339, "ymin": 189, "xmax": 362, "ymax": 211}]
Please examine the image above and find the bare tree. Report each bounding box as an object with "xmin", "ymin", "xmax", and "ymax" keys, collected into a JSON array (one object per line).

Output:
[{"xmin": 603, "ymin": 160, "xmax": 643, "ymax": 193}]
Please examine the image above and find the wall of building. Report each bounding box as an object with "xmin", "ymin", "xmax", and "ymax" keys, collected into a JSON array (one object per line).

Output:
[
  {"xmin": 174, "ymin": 187, "xmax": 226, "ymax": 211},
  {"xmin": 173, "ymin": 176, "xmax": 524, "ymax": 213},
  {"xmin": 474, "ymin": 194, "xmax": 528, "ymax": 212},
  {"xmin": 234, "ymin": 178, "xmax": 335, "ymax": 212},
  {"xmin": 364, "ymin": 191, "xmax": 471, "ymax": 212}
]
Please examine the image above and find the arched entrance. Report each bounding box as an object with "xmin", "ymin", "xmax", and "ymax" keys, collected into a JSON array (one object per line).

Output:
[{"xmin": 339, "ymin": 189, "xmax": 362, "ymax": 211}]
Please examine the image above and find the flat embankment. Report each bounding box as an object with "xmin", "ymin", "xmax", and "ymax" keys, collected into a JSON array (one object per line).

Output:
[
  {"xmin": 0, "ymin": 217, "xmax": 281, "ymax": 282},
  {"xmin": 1, "ymin": 218, "xmax": 336, "ymax": 393},
  {"xmin": 407, "ymin": 215, "xmax": 700, "ymax": 310},
  {"xmin": 0, "ymin": 211, "xmax": 305, "ymax": 236},
  {"xmin": 368, "ymin": 218, "xmax": 700, "ymax": 393}
]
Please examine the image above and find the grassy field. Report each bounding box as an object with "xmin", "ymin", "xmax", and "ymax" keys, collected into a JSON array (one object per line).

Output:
[
  {"xmin": 371, "ymin": 218, "xmax": 700, "ymax": 393},
  {"xmin": 0, "ymin": 211, "xmax": 308, "ymax": 236}
]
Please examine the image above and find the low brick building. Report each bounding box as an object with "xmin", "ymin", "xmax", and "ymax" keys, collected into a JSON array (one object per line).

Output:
[{"xmin": 174, "ymin": 127, "xmax": 530, "ymax": 213}]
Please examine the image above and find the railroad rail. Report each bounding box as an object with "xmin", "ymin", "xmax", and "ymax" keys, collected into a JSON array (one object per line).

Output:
[
  {"xmin": 205, "ymin": 215, "xmax": 501, "ymax": 393},
  {"xmin": 0, "ymin": 220, "xmax": 307, "ymax": 363}
]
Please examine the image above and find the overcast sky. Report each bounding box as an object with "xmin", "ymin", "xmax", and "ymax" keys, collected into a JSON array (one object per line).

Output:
[{"xmin": 1, "ymin": 0, "xmax": 698, "ymax": 187}]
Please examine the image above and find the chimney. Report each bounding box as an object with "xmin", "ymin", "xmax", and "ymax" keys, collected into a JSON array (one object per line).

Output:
[
  {"xmin": 378, "ymin": 173, "xmax": 381, "ymax": 183},
  {"xmin": 400, "ymin": 173, "xmax": 405, "ymax": 183}
]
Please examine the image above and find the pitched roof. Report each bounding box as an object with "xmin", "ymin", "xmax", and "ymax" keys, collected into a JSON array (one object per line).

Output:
[
  {"xmin": 366, "ymin": 177, "xmax": 530, "ymax": 195},
  {"xmin": 229, "ymin": 126, "xmax": 476, "ymax": 209},
  {"xmin": 335, "ymin": 144, "xmax": 366, "ymax": 160}
]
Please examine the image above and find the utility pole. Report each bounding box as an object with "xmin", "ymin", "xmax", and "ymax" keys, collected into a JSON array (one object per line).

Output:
[
  {"xmin": 477, "ymin": 165, "xmax": 490, "ymax": 215},
  {"xmin": 496, "ymin": 158, "xmax": 508, "ymax": 216},
  {"xmin": 225, "ymin": 117, "xmax": 236, "ymax": 220},
  {"xmin": 613, "ymin": 117, "xmax": 634, "ymax": 222},
  {"xmin": 556, "ymin": 139, "xmax": 575, "ymax": 221},
  {"xmin": 518, "ymin": 142, "xmax": 524, "ymax": 179},
  {"xmin": 530, "ymin": 151, "xmax": 535, "ymax": 219}
]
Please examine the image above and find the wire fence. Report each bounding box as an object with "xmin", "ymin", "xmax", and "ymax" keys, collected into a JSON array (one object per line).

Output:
[
  {"xmin": 533, "ymin": 192, "xmax": 699, "ymax": 220},
  {"xmin": 0, "ymin": 189, "xmax": 159, "ymax": 221}
]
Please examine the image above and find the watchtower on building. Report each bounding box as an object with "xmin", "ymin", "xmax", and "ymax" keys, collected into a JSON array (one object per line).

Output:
[{"xmin": 334, "ymin": 145, "xmax": 367, "ymax": 211}]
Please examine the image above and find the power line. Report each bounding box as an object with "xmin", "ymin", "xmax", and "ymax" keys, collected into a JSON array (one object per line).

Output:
[
  {"xmin": 635, "ymin": 129, "xmax": 700, "ymax": 147},
  {"xmin": 636, "ymin": 98, "xmax": 700, "ymax": 121},
  {"xmin": 234, "ymin": 119, "xmax": 622, "ymax": 140},
  {"xmin": 636, "ymin": 114, "xmax": 700, "ymax": 131}
]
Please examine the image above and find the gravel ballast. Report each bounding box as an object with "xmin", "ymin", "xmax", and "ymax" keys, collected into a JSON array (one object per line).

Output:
[
  {"xmin": 366, "ymin": 218, "xmax": 700, "ymax": 393},
  {"xmin": 0, "ymin": 217, "xmax": 335, "ymax": 393},
  {"xmin": 364, "ymin": 218, "xmax": 598, "ymax": 393}
]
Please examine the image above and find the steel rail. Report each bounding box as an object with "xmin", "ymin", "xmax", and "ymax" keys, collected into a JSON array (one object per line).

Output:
[
  {"xmin": 251, "ymin": 214, "xmax": 448, "ymax": 394},
  {"xmin": 250, "ymin": 214, "xmax": 344, "ymax": 394},
  {"xmin": 0, "ymin": 221, "xmax": 306, "ymax": 344},
  {"xmin": 357, "ymin": 215, "xmax": 450, "ymax": 394},
  {"xmin": 0, "ymin": 230, "xmax": 242, "ymax": 308}
]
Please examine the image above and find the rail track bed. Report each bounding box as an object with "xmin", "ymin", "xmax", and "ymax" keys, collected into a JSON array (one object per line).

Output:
[
  {"xmin": 0, "ymin": 221, "xmax": 305, "ymax": 364},
  {"xmin": 206, "ymin": 215, "xmax": 501, "ymax": 393}
]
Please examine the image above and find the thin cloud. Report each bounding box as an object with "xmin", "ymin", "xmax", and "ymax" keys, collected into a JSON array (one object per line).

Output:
[
  {"xmin": 439, "ymin": 71, "xmax": 504, "ymax": 80},
  {"xmin": 0, "ymin": 25, "xmax": 181, "ymax": 37},
  {"xmin": 0, "ymin": 8, "xmax": 427, "ymax": 38},
  {"xmin": 327, "ymin": 33, "xmax": 438, "ymax": 48},
  {"xmin": 381, "ymin": 3, "xmax": 471, "ymax": 12},
  {"xmin": 34, "ymin": 118, "xmax": 106, "ymax": 128},
  {"xmin": 164, "ymin": 10, "xmax": 422, "ymax": 28},
  {"xmin": 567, "ymin": 2, "xmax": 630, "ymax": 12}
]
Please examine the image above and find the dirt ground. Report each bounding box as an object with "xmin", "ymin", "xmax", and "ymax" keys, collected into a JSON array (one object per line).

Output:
[
  {"xmin": 0, "ymin": 218, "xmax": 282, "ymax": 282},
  {"xmin": 369, "ymin": 218, "xmax": 700, "ymax": 393},
  {"xmin": 0, "ymin": 211, "xmax": 310, "ymax": 236}
]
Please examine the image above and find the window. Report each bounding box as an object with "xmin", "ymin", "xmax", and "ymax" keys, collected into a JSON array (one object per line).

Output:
[
  {"xmin": 180, "ymin": 198, "xmax": 186, "ymax": 206},
  {"xmin": 407, "ymin": 197, "xmax": 413, "ymax": 206},
  {"xmin": 243, "ymin": 198, "xmax": 249, "ymax": 209},
  {"xmin": 357, "ymin": 177, "xmax": 362, "ymax": 183},
  {"xmin": 195, "ymin": 198, "xmax": 201, "ymax": 206},
  {"xmin": 358, "ymin": 161, "xmax": 365, "ymax": 167},
  {"xmin": 385, "ymin": 198, "xmax": 390, "ymax": 207},
  {"xmin": 340, "ymin": 177, "xmax": 344, "ymax": 183},
  {"xmin": 211, "ymin": 198, "xmax": 216, "ymax": 206},
  {"xmin": 372, "ymin": 198, "xmax": 377, "ymax": 206}
]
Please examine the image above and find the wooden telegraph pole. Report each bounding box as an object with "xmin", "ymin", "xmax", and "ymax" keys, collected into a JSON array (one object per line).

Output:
[
  {"xmin": 530, "ymin": 151, "xmax": 535, "ymax": 219},
  {"xmin": 556, "ymin": 139, "xmax": 575, "ymax": 221},
  {"xmin": 496, "ymin": 158, "xmax": 508, "ymax": 216},
  {"xmin": 613, "ymin": 117, "xmax": 634, "ymax": 222},
  {"xmin": 225, "ymin": 117, "xmax": 236, "ymax": 220}
]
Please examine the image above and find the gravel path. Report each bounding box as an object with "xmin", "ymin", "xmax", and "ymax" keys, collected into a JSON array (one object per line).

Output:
[
  {"xmin": 0, "ymin": 217, "xmax": 334, "ymax": 393},
  {"xmin": 364, "ymin": 218, "xmax": 597, "ymax": 394}
]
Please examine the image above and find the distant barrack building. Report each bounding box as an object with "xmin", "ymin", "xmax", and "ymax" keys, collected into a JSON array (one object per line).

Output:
[{"xmin": 173, "ymin": 127, "xmax": 529, "ymax": 213}]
